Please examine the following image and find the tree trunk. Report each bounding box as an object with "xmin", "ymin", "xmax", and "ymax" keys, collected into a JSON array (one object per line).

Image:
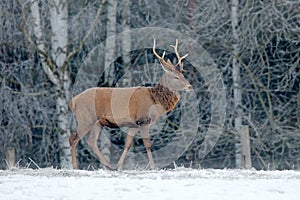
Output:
[
  {"xmin": 231, "ymin": 0, "xmax": 243, "ymax": 168},
  {"xmin": 29, "ymin": 0, "xmax": 106, "ymax": 168},
  {"xmin": 100, "ymin": 0, "xmax": 118, "ymax": 164},
  {"xmin": 120, "ymin": 0, "xmax": 134, "ymax": 168},
  {"xmin": 5, "ymin": 147, "xmax": 15, "ymax": 170},
  {"xmin": 30, "ymin": 0, "xmax": 72, "ymax": 168},
  {"xmin": 48, "ymin": 0, "xmax": 72, "ymax": 168},
  {"xmin": 121, "ymin": 0, "xmax": 131, "ymax": 67},
  {"xmin": 104, "ymin": 0, "xmax": 117, "ymax": 86},
  {"xmin": 297, "ymin": 90, "xmax": 300, "ymax": 129}
]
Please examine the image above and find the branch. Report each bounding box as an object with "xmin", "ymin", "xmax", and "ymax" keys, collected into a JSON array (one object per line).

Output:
[
  {"xmin": 1, "ymin": 74, "xmax": 48, "ymax": 96},
  {"xmin": 235, "ymin": 55, "xmax": 277, "ymax": 130},
  {"xmin": 4, "ymin": 86, "xmax": 48, "ymax": 96},
  {"xmin": 61, "ymin": 0, "xmax": 107, "ymax": 71},
  {"xmin": 262, "ymin": 47, "xmax": 274, "ymax": 122},
  {"xmin": 16, "ymin": 0, "xmax": 60, "ymax": 86}
]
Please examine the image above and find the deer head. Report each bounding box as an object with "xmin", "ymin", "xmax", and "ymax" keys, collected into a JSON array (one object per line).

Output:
[{"xmin": 153, "ymin": 39, "xmax": 192, "ymax": 92}]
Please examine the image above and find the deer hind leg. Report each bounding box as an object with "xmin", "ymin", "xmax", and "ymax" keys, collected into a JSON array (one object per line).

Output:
[
  {"xmin": 117, "ymin": 128, "xmax": 138, "ymax": 170},
  {"xmin": 141, "ymin": 126, "xmax": 156, "ymax": 170},
  {"xmin": 86, "ymin": 124, "xmax": 112, "ymax": 169},
  {"xmin": 69, "ymin": 131, "xmax": 81, "ymax": 169}
]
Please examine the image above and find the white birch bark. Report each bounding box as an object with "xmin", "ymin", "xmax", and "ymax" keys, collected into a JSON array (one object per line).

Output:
[
  {"xmin": 30, "ymin": 0, "xmax": 59, "ymax": 86},
  {"xmin": 120, "ymin": 0, "xmax": 134, "ymax": 168},
  {"xmin": 231, "ymin": 0, "xmax": 242, "ymax": 168},
  {"xmin": 48, "ymin": 0, "xmax": 72, "ymax": 168},
  {"xmin": 104, "ymin": 0, "xmax": 117, "ymax": 85},
  {"xmin": 29, "ymin": 0, "xmax": 106, "ymax": 168},
  {"xmin": 298, "ymin": 91, "xmax": 300, "ymax": 128},
  {"xmin": 121, "ymin": 0, "xmax": 131, "ymax": 67},
  {"xmin": 101, "ymin": 0, "xmax": 118, "ymax": 164},
  {"xmin": 31, "ymin": 0, "xmax": 72, "ymax": 168}
]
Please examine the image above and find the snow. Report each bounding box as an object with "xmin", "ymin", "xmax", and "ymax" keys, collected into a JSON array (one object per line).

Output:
[{"xmin": 0, "ymin": 168, "xmax": 299, "ymax": 200}]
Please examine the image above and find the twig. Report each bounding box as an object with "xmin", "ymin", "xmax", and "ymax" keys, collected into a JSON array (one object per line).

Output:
[
  {"xmin": 28, "ymin": 157, "xmax": 40, "ymax": 169},
  {"xmin": 235, "ymin": 55, "xmax": 277, "ymax": 130},
  {"xmin": 62, "ymin": 0, "xmax": 107, "ymax": 71}
]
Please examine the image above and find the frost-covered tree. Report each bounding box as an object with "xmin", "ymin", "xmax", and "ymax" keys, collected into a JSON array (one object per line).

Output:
[
  {"xmin": 0, "ymin": 0, "xmax": 299, "ymax": 170},
  {"xmin": 0, "ymin": 0, "xmax": 106, "ymax": 169}
]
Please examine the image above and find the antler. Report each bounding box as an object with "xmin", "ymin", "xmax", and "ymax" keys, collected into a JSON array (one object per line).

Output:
[
  {"xmin": 170, "ymin": 39, "xmax": 189, "ymax": 72},
  {"xmin": 153, "ymin": 39, "xmax": 177, "ymax": 71},
  {"xmin": 153, "ymin": 39, "xmax": 188, "ymax": 72}
]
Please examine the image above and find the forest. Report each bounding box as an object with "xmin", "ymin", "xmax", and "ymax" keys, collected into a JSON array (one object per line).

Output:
[{"xmin": 0, "ymin": 0, "xmax": 299, "ymax": 170}]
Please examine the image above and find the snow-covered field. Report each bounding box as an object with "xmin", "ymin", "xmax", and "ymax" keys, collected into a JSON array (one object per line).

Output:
[{"xmin": 0, "ymin": 168, "xmax": 299, "ymax": 200}]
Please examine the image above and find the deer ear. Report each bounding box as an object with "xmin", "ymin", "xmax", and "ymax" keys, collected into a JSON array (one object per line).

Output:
[{"xmin": 167, "ymin": 59, "xmax": 172, "ymax": 65}]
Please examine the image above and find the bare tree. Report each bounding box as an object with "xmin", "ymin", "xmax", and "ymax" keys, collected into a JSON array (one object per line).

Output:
[
  {"xmin": 1, "ymin": 0, "xmax": 299, "ymax": 170},
  {"xmin": 231, "ymin": 0, "xmax": 242, "ymax": 168},
  {"xmin": 16, "ymin": 0, "xmax": 106, "ymax": 168},
  {"xmin": 98, "ymin": 0, "xmax": 118, "ymax": 165}
]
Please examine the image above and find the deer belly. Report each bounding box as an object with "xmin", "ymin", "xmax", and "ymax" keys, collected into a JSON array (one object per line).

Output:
[{"xmin": 98, "ymin": 116, "xmax": 149, "ymax": 128}]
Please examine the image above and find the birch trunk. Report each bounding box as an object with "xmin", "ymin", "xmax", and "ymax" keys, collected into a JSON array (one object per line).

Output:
[
  {"xmin": 121, "ymin": 0, "xmax": 131, "ymax": 67},
  {"xmin": 48, "ymin": 0, "xmax": 72, "ymax": 168},
  {"xmin": 101, "ymin": 0, "xmax": 118, "ymax": 164},
  {"xmin": 29, "ymin": 0, "xmax": 106, "ymax": 168},
  {"xmin": 231, "ymin": 0, "xmax": 242, "ymax": 168},
  {"xmin": 30, "ymin": 0, "xmax": 59, "ymax": 85},
  {"xmin": 104, "ymin": 0, "xmax": 117, "ymax": 85},
  {"xmin": 120, "ymin": 0, "xmax": 134, "ymax": 168},
  {"xmin": 31, "ymin": 0, "xmax": 72, "ymax": 168},
  {"xmin": 297, "ymin": 89, "xmax": 300, "ymax": 128}
]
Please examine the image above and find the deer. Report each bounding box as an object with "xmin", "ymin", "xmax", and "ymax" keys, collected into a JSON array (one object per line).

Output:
[{"xmin": 69, "ymin": 39, "xmax": 192, "ymax": 170}]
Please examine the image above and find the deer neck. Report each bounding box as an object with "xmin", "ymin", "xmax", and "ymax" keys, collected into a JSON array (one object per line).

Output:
[{"xmin": 149, "ymin": 83, "xmax": 180, "ymax": 113}]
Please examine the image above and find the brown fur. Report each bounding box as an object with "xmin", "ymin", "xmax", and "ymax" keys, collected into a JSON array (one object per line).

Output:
[
  {"xmin": 70, "ymin": 85, "xmax": 175, "ymax": 130},
  {"xmin": 149, "ymin": 84, "xmax": 179, "ymax": 112},
  {"xmin": 69, "ymin": 77, "xmax": 190, "ymax": 169}
]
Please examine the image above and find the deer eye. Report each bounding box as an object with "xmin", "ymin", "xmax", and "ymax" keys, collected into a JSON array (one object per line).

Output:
[{"xmin": 174, "ymin": 76, "xmax": 180, "ymax": 80}]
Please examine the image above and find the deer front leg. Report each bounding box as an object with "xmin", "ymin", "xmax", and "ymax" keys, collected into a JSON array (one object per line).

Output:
[
  {"xmin": 87, "ymin": 124, "xmax": 112, "ymax": 169},
  {"xmin": 141, "ymin": 126, "xmax": 156, "ymax": 170},
  {"xmin": 117, "ymin": 128, "xmax": 138, "ymax": 170}
]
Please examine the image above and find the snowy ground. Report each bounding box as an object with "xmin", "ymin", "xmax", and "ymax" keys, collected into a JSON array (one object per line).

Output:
[{"xmin": 0, "ymin": 168, "xmax": 299, "ymax": 200}]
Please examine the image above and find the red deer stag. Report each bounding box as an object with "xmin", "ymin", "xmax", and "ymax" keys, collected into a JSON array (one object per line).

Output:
[{"xmin": 69, "ymin": 39, "xmax": 192, "ymax": 170}]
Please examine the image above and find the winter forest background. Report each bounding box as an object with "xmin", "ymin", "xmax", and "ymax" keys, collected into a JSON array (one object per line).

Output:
[{"xmin": 0, "ymin": 0, "xmax": 299, "ymax": 170}]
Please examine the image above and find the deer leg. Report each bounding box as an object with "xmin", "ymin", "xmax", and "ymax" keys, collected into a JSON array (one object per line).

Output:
[
  {"xmin": 141, "ymin": 126, "xmax": 156, "ymax": 170},
  {"xmin": 69, "ymin": 131, "xmax": 81, "ymax": 169},
  {"xmin": 117, "ymin": 128, "xmax": 138, "ymax": 170},
  {"xmin": 87, "ymin": 124, "xmax": 112, "ymax": 169}
]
